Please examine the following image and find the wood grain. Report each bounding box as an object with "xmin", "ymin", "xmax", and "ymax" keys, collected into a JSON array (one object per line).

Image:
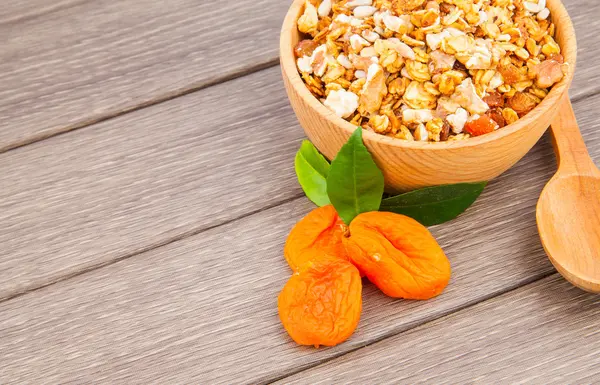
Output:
[
  {"xmin": 278, "ymin": 275, "xmax": 600, "ymax": 384},
  {"xmin": 0, "ymin": 0, "xmax": 89, "ymax": 25},
  {"xmin": 0, "ymin": 67, "xmax": 304, "ymax": 300},
  {"xmin": 0, "ymin": 0, "xmax": 599, "ymax": 153},
  {"xmin": 0, "ymin": 0, "xmax": 289, "ymax": 152},
  {"xmin": 0, "ymin": 93, "xmax": 599, "ymax": 383}
]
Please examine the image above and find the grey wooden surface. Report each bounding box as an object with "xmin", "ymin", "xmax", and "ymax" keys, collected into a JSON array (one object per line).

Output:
[
  {"xmin": 0, "ymin": 0, "xmax": 289, "ymax": 152},
  {"xmin": 0, "ymin": 68, "xmax": 303, "ymax": 300},
  {"xmin": 0, "ymin": 0, "xmax": 600, "ymax": 384},
  {"xmin": 1, "ymin": 94, "xmax": 599, "ymax": 384},
  {"xmin": 279, "ymin": 275, "xmax": 600, "ymax": 384},
  {"xmin": 0, "ymin": 0, "xmax": 598, "ymax": 153}
]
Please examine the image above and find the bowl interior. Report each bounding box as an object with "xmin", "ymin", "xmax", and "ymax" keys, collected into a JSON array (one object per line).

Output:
[{"xmin": 280, "ymin": 0, "xmax": 577, "ymax": 150}]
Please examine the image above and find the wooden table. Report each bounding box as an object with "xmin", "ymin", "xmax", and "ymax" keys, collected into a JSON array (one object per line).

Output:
[{"xmin": 1, "ymin": 1, "xmax": 599, "ymax": 383}]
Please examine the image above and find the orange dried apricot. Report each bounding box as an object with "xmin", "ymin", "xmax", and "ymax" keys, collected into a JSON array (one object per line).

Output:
[
  {"xmin": 278, "ymin": 256, "xmax": 362, "ymax": 347},
  {"xmin": 284, "ymin": 205, "xmax": 350, "ymax": 272},
  {"xmin": 343, "ymin": 212, "xmax": 451, "ymax": 300},
  {"xmin": 464, "ymin": 115, "xmax": 498, "ymax": 137},
  {"xmin": 498, "ymin": 63, "xmax": 520, "ymax": 85}
]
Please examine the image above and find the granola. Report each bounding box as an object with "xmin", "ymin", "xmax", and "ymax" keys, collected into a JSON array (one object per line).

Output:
[{"xmin": 295, "ymin": 0, "xmax": 568, "ymax": 142}]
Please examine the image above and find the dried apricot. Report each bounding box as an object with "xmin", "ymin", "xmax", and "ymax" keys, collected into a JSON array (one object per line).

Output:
[
  {"xmin": 343, "ymin": 212, "xmax": 451, "ymax": 299},
  {"xmin": 278, "ymin": 256, "xmax": 362, "ymax": 347},
  {"xmin": 507, "ymin": 92, "xmax": 538, "ymax": 116},
  {"xmin": 284, "ymin": 205, "xmax": 350, "ymax": 272},
  {"xmin": 464, "ymin": 115, "xmax": 498, "ymax": 137},
  {"xmin": 498, "ymin": 63, "xmax": 520, "ymax": 85}
]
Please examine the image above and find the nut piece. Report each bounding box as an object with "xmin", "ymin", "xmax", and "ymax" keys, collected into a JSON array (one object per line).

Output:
[
  {"xmin": 502, "ymin": 107, "xmax": 519, "ymax": 124},
  {"xmin": 324, "ymin": 89, "xmax": 360, "ymax": 118},
  {"xmin": 426, "ymin": 118, "xmax": 445, "ymax": 141},
  {"xmin": 354, "ymin": 5, "xmax": 378, "ymax": 18},
  {"xmin": 413, "ymin": 123, "xmax": 429, "ymax": 141},
  {"xmin": 298, "ymin": 1, "xmax": 319, "ymax": 35},
  {"xmin": 429, "ymin": 50, "xmax": 456, "ymax": 73},
  {"xmin": 359, "ymin": 64, "xmax": 388, "ymax": 115},
  {"xmin": 318, "ymin": 0, "xmax": 332, "ymax": 17},
  {"xmin": 446, "ymin": 107, "xmax": 468, "ymax": 133},
  {"xmin": 534, "ymin": 59, "xmax": 564, "ymax": 88},
  {"xmin": 369, "ymin": 114, "xmax": 391, "ymax": 133},
  {"xmin": 452, "ymin": 78, "xmax": 490, "ymax": 115},
  {"xmin": 402, "ymin": 109, "xmax": 434, "ymax": 124}
]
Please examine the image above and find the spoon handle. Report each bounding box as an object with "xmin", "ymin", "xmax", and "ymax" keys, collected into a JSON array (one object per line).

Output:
[{"xmin": 550, "ymin": 95, "xmax": 596, "ymax": 175}]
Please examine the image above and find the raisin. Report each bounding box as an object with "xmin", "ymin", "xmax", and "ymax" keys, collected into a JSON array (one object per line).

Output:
[
  {"xmin": 439, "ymin": 121, "xmax": 451, "ymax": 141},
  {"xmin": 483, "ymin": 92, "xmax": 505, "ymax": 108},
  {"xmin": 486, "ymin": 108, "xmax": 506, "ymax": 128},
  {"xmin": 294, "ymin": 39, "xmax": 318, "ymax": 58}
]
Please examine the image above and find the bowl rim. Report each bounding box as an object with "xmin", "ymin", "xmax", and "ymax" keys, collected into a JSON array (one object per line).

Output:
[{"xmin": 280, "ymin": 0, "xmax": 578, "ymax": 151}]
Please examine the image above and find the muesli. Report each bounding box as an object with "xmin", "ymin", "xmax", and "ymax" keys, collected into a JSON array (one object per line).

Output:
[{"xmin": 295, "ymin": 0, "xmax": 568, "ymax": 141}]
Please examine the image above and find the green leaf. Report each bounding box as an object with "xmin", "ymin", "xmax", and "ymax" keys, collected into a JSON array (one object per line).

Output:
[
  {"xmin": 295, "ymin": 140, "xmax": 331, "ymax": 206},
  {"xmin": 327, "ymin": 127, "xmax": 384, "ymax": 224},
  {"xmin": 380, "ymin": 182, "xmax": 487, "ymax": 226}
]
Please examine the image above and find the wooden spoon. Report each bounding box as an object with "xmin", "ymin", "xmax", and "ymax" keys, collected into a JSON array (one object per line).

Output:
[{"xmin": 537, "ymin": 96, "xmax": 600, "ymax": 293}]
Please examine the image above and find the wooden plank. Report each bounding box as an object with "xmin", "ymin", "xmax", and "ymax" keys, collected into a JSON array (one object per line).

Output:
[
  {"xmin": 278, "ymin": 275, "xmax": 600, "ymax": 384},
  {"xmin": 0, "ymin": 67, "xmax": 304, "ymax": 300},
  {"xmin": 1, "ymin": 0, "xmax": 600, "ymax": 298},
  {"xmin": 567, "ymin": 0, "xmax": 600, "ymax": 100},
  {"xmin": 1, "ymin": 93, "xmax": 599, "ymax": 383},
  {"xmin": 0, "ymin": 0, "xmax": 289, "ymax": 152},
  {"xmin": 0, "ymin": 0, "xmax": 599, "ymax": 152},
  {"xmin": 0, "ymin": 0, "xmax": 88, "ymax": 25}
]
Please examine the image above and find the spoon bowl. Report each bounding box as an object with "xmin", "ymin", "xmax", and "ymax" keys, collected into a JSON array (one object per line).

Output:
[
  {"xmin": 537, "ymin": 98, "xmax": 600, "ymax": 293},
  {"xmin": 538, "ymin": 175, "xmax": 600, "ymax": 292}
]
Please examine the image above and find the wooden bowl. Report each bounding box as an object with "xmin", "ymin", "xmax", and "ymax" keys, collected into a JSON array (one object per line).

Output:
[{"xmin": 280, "ymin": 0, "xmax": 577, "ymax": 192}]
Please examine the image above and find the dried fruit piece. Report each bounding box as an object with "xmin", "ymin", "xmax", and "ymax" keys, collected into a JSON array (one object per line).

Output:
[
  {"xmin": 359, "ymin": 64, "xmax": 388, "ymax": 115},
  {"xmin": 284, "ymin": 205, "xmax": 350, "ymax": 272},
  {"xmin": 498, "ymin": 63, "xmax": 520, "ymax": 85},
  {"xmin": 278, "ymin": 256, "xmax": 362, "ymax": 347},
  {"xmin": 507, "ymin": 92, "xmax": 539, "ymax": 116},
  {"xmin": 343, "ymin": 212, "xmax": 451, "ymax": 299},
  {"xmin": 483, "ymin": 92, "xmax": 504, "ymax": 108},
  {"xmin": 464, "ymin": 115, "xmax": 499, "ymax": 137},
  {"xmin": 295, "ymin": 39, "xmax": 319, "ymax": 58},
  {"xmin": 439, "ymin": 121, "xmax": 451, "ymax": 141},
  {"xmin": 486, "ymin": 108, "xmax": 506, "ymax": 128},
  {"xmin": 394, "ymin": 0, "xmax": 426, "ymax": 12}
]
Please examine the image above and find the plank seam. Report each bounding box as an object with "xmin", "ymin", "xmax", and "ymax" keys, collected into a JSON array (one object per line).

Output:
[
  {"xmin": 0, "ymin": 193, "xmax": 305, "ymax": 304},
  {"xmin": 265, "ymin": 270, "xmax": 558, "ymax": 385},
  {"xmin": 1, "ymin": 61, "xmax": 598, "ymax": 156},
  {"xmin": 0, "ymin": 58, "xmax": 280, "ymax": 155}
]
